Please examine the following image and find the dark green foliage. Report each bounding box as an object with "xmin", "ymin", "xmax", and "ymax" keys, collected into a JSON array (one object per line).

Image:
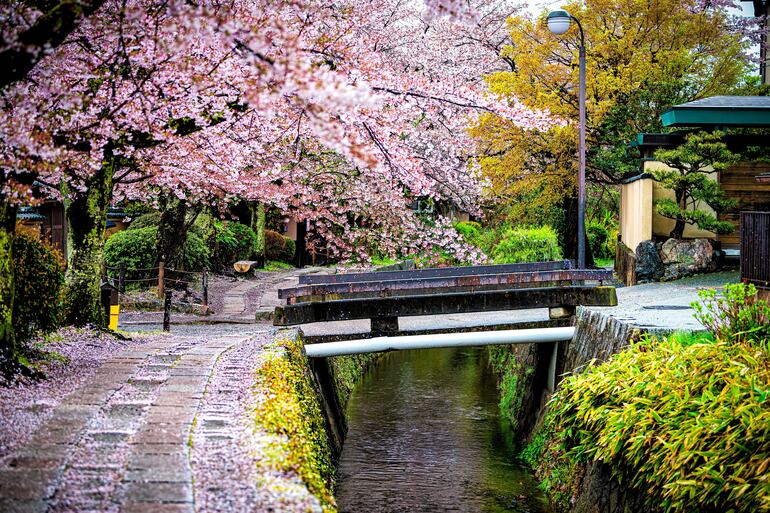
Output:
[
  {"xmin": 265, "ymin": 230, "xmax": 287, "ymax": 260},
  {"xmin": 177, "ymin": 231, "xmax": 210, "ymax": 271},
  {"xmin": 491, "ymin": 226, "xmax": 562, "ymax": 263},
  {"xmin": 653, "ymin": 131, "xmax": 738, "ymax": 239},
  {"xmin": 105, "ymin": 227, "xmax": 210, "ymax": 277},
  {"xmin": 12, "ymin": 231, "xmax": 64, "ymax": 342},
  {"xmin": 127, "ymin": 212, "xmax": 160, "ymax": 230},
  {"xmin": 214, "ymin": 221, "xmax": 256, "ymax": 266},
  {"xmin": 586, "ymin": 222, "xmax": 612, "ymax": 260},
  {"xmin": 282, "ymin": 236, "xmax": 296, "ymax": 262}
]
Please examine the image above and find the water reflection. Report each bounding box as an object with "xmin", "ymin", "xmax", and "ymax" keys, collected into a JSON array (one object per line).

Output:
[{"xmin": 336, "ymin": 347, "xmax": 552, "ymax": 513}]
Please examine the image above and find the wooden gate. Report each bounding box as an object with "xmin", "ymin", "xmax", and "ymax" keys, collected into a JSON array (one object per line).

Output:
[{"xmin": 741, "ymin": 211, "xmax": 770, "ymax": 289}]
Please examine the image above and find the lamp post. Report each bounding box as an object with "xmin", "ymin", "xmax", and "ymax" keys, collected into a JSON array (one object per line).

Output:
[{"xmin": 547, "ymin": 9, "xmax": 586, "ymax": 269}]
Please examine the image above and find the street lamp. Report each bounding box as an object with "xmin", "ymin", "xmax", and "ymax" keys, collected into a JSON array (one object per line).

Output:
[{"xmin": 547, "ymin": 9, "xmax": 586, "ymax": 269}]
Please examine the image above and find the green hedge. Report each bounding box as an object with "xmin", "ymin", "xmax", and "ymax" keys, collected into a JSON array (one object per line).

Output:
[
  {"xmin": 527, "ymin": 284, "xmax": 770, "ymax": 513},
  {"xmin": 265, "ymin": 230, "xmax": 286, "ymax": 261},
  {"xmin": 127, "ymin": 212, "xmax": 160, "ymax": 230},
  {"xmin": 491, "ymin": 226, "xmax": 562, "ymax": 263},
  {"xmin": 13, "ymin": 231, "xmax": 64, "ymax": 341},
  {"xmin": 104, "ymin": 226, "xmax": 210, "ymax": 277},
  {"xmin": 283, "ymin": 236, "xmax": 296, "ymax": 262},
  {"xmin": 214, "ymin": 221, "xmax": 256, "ymax": 266}
]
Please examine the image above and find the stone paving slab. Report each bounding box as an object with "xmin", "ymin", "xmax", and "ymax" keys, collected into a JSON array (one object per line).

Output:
[{"xmin": 0, "ymin": 334, "xmax": 254, "ymax": 513}]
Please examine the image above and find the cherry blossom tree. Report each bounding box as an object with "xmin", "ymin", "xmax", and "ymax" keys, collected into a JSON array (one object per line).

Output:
[{"xmin": 0, "ymin": 0, "xmax": 554, "ymax": 374}]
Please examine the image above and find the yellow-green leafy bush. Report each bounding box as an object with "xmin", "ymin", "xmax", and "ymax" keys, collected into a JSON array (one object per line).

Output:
[
  {"xmin": 13, "ymin": 230, "xmax": 64, "ymax": 342},
  {"xmin": 527, "ymin": 284, "xmax": 770, "ymax": 512},
  {"xmin": 491, "ymin": 225, "xmax": 562, "ymax": 264}
]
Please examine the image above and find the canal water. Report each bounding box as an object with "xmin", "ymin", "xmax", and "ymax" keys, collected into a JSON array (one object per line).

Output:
[{"xmin": 336, "ymin": 347, "xmax": 552, "ymax": 513}]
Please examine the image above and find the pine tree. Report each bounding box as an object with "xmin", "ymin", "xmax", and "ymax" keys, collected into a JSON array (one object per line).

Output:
[{"xmin": 652, "ymin": 132, "xmax": 737, "ymax": 240}]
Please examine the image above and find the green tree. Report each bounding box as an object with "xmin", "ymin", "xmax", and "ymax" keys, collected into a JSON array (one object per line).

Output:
[
  {"xmin": 471, "ymin": 0, "xmax": 749, "ymax": 251},
  {"xmin": 653, "ymin": 131, "xmax": 737, "ymax": 239}
]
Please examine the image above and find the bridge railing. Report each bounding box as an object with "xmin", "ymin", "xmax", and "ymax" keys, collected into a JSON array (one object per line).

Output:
[{"xmin": 275, "ymin": 261, "xmax": 617, "ymax": 333}]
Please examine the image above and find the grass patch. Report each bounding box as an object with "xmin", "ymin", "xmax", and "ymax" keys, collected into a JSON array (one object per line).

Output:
[
  {"xmin": 371, "ymin": 256, "xmax": 399, "ymax": 267},
  {"xmin": 255, "ymin": 260, "xmax": 294, "ymax": 272},
  {"xmin": 594, "ymin": 257, "xmax": 614, "ymax": 268}
]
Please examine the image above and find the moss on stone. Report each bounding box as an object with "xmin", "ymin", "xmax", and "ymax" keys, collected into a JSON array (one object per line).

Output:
[
  {"xmin": 328, "ymin": 352, "xmax": 382, "ymax": 415},
  {"xmin": 255, "ymin": 332, "xmax": 336, "ymax": 512},
  {"xmin": 488, "ymin": 344, "xmax": 528, "ymax": 432}
]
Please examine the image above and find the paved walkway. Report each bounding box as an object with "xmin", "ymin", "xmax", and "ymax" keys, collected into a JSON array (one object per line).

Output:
[
  {"xmin": 587, "ymin": 270, "xmax": 740, "ymax": 333},
  {"xmin": 0, "ymin": 331, "xmax": 267, "ymax": 513}
]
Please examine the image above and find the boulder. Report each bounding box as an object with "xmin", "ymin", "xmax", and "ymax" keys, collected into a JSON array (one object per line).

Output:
[
  {"xmin": 659, "ymin": 238, "xmax": 716, "ymax": 281},
  {"xmin": 634, "ymin": 240, "xmax": 663, "ymax": 282}
]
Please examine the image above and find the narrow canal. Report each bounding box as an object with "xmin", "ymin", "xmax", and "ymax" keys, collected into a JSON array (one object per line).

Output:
[{"xmin": 336, "ymin": 347, "xmax": 552, "ymax": 513}]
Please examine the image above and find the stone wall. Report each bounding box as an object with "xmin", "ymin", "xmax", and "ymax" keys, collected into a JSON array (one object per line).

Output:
[{"xmin": 493, "ymin": 308, "xmax": 654, "ymax": 513}]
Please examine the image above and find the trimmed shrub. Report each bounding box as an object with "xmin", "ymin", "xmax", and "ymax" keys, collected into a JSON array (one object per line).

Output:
[
  {"xmin": 127, "ymin": 212, "xmax": 160, "ymax": 230},
  {"xmin": 104, "ymin": 226, "xmax": 210, "ymax": 277},
  {"xmin": 282, "ymin": 236, "xmax": 296, "ymax": 263},
  {"xmin": 12, "ymin": 230, "xmax": 64, "ymax": 341},
  {"xmin": 491, "ymin": 226, "xmax": 562, "ymax": 263},
  {"xmin": 214, "ymin": 221, "xmax": 256, "ymax": 266},
  {"xmin": 265, "ymin": 230, "xmax": 287, "ymax": 260},
  {"xmin": 586, "ymin": 221, "xmax": 611, "ymax": 260},
  {"xmin": 104, "ymin": 227, "xmax": 156, "ymax": 279}
]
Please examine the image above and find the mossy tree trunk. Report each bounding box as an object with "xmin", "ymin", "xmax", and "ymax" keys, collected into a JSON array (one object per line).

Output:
[
  {"xmin": 62, "ymin": 162, "xmax": 115, "ymax": 327},
  {"xmin": 155, "ymin": 196, "xmax": 197, "ymax": 269},
  {"xmin": 0, "ymin": 199, "xmax": 18, "ymax": 378},
  {"xmin": 251, "ymin": 202, "xmax": 266, "ymax": 267}
]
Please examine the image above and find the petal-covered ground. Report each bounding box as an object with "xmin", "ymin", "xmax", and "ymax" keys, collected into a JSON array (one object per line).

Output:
[{"xmin": 0, "ymin": 322, "xmax": 327, "ymax": 512}]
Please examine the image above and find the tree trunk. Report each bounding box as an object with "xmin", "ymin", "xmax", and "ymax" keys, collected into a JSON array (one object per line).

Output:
[
  {"xmin": 562, "ymin": 195, "xmax": 595, "ymax": 267},
  {"xmin": 251, "ymin": 203, "xmax": 266, "ymax": 268},
  {"xmin": 669, "ymin": 189, "xmax": 687, "ymax": 240},
  {"xmin": 62, "ymin": 164, "xmax": 114, "ymax": 327},
  {"xmin": 155, "ymin": 197, "xmax": 190, "ymax": 269},
  {"xmin": 0, "ymin": 200, "xmax": 18, "ymax": 378}
]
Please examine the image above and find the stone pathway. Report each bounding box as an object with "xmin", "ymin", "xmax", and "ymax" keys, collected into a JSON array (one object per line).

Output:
[
  {"xmin": 0, "ymin": 332, "xmax": 266, "ymax": 513},
  {"xmin": 219, "ymin": 280, "xmax": 261, "ymax": 319}
]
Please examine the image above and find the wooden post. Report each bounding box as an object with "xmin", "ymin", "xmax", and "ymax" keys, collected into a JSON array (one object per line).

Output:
[
  {"xmin": 163, "ymin": 289, "xmax": 172, "ymax": 332},
  {"xmin": 119, "ymin": 262, "xmax": 126, "ymax": 293},
  {"xmin": 202, "ymin": 268, "xmax": 209, "ymax": 314},
  {"xmin": 158, "ymin": 260, "xmax": 165, "ymax": 299}
]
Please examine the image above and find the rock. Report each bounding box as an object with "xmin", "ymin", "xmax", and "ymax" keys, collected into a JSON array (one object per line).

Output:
[
  {"xmin": 659, "ymin": 238, "xmax": 716, "ymax": 280},
  {"xmin": 634, "ymin": 240, "xmax": 663, "ymax": 282}
]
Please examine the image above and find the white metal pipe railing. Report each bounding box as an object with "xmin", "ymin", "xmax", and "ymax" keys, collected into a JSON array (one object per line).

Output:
[{"xmin": 303, "ymin": 327, "xmax": 576, "ymax": 358}]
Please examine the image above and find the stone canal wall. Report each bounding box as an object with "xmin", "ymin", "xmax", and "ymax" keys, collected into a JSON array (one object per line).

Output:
[
  {"xmin": 493, "ymin": 307, "xmax": 656, "ymax": 513},
  {"xmin": 258, "ymin": 328, "xmax": 383, "ymax": 512}
]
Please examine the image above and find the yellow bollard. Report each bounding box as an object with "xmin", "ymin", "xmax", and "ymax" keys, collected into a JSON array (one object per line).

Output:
[
  {"xmin": 109, "ymin": 304, "xmax": 120, "ymax": 331},
  {"xmin": 101, "ymin": 281, "xmax": 120, "ymax": 332}
]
